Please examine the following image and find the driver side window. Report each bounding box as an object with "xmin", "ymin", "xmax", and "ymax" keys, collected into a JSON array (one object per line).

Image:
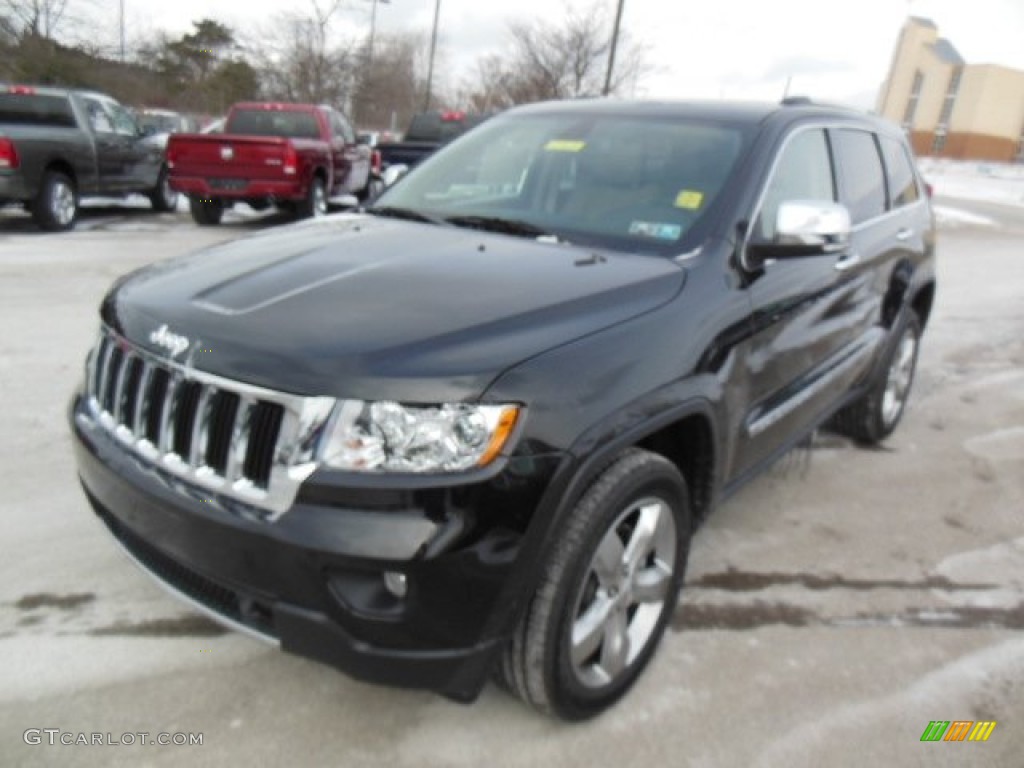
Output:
[
  {"xmin": 84, "ymin": 98, "xmax": 114, "ymax": 134},
  {"xmin": 756, "ymin": 129, "xmax": 835, "ymax": 239}
]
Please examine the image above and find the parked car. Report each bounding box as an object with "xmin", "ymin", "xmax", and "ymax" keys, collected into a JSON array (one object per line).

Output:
[
  {"xmin": 0, "ymin": 84, "xmax": 176, "ymax": 231},
  {"xmin": 135, "ymin": 108, "xmax": 199, "ymax": 136},
  {"xmin": 166, "ymin": 102, "xmax": 376, "ymax": 225},
  {"xmin": 69, "ymin": 98, "xmax": 935, "ymax": 718},
  {"xmin": 376, "ymin": 110, "xmax": 490, "ymax": 171}
]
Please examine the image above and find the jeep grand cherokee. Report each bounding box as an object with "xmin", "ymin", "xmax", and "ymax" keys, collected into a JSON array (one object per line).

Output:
[{"xmin": 70, "ymin": 99, "xmax": 935, "ymax": 719}]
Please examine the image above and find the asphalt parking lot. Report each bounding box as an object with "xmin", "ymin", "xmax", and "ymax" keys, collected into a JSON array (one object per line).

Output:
[{"xmin": 1, "ymin": 197, "xmax": 1022, "ymax": 767}]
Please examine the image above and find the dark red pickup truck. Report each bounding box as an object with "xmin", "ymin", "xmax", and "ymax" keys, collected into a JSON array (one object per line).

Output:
[{"xmin": 167, "ymin": 102, "xmax": 376, "ymax": 225}]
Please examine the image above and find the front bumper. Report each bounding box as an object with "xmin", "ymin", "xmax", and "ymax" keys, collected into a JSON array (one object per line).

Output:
[{"xmin": 71, "ymin": 392, "xmax": 561, "ymax": 701}]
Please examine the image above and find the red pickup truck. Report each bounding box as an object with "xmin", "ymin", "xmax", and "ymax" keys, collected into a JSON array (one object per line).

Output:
[{"xmin": 167, "ymin": 102, "xmax": 377, "ymax": 225}]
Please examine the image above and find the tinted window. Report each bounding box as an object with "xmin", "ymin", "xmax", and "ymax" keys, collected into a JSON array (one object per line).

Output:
[
  {"xmin": 227, "ymin": 109, "xmax": 320, "ymax": 139},
  {"xmin": 832, "ymin": 129, "xmax": 886, "ymax": 224},
  {"xmin": 756, "ymin": 128, "xmax": 835, "ymax": 240},
  {"xmin": 0, "ymin": 93, "xmax": 76, "ymax": 127},
  {"xmin": 879, "ymin": 135, "xmax": 920, "ymax": 208}
]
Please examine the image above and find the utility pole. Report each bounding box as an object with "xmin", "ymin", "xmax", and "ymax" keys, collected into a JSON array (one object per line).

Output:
[
  {"xmin": 119, "ymin": 0, "xmax": 126, "ymax": 62},
  {"xmin": 366, "ymin": 0, "xmax": 391, "ymax": 64},
  {"xmin": 424, "ymin": 0, "xmax": 441, "ymax": 110},
  {"xmin": 602, "ymin": 0, "xmax": 625, "ymax": 96}
]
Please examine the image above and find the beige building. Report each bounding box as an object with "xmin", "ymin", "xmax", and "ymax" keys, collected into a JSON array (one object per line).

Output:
[{"xmin": 877, "ymin": 17, "xmax": 1024, "ymax": 162}]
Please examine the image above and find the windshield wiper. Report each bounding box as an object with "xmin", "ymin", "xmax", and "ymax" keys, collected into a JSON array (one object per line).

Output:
[
  {"xmin": 443, "ymin": 214, "xmax": 564, "ymax": 241},
  {"xmin": 366, "ymin": 205, "xmax": 449, "ymax": 226}
]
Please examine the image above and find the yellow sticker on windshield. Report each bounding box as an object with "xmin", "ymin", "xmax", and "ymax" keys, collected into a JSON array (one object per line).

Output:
[
  {"xmin": 544, "ymin": 140, "xmax": 587, "ymax": 152},
  {"xmin": 674, "ymin": 190, "xmax": 704, "ymax": 210}
]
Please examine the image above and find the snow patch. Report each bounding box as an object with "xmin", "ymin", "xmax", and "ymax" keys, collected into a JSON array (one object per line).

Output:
[{"xmin": 932, "ymin": 205, "xmax": 998, "ymax": 227}]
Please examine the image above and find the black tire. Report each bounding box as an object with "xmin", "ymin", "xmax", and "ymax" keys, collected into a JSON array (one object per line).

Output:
[
  {"xmin": 32, "ymin": 170, "xmax": 78, "ymax": 232},
  {"xmin": 189, "ymin": 197, "xmax": 224, "ymax": 226},
  {"xmin": 147, "ymin": 166, "xmax": 179, "ymax": 212},
  {"xmin": 295, "ymin": 175, "xmax": 327, "ymax": 219},
  {"xmin": 829, "ymin": 311, "xmax": 922, "ymax": 444},
  {"xmin": 496, "ymin": 448, "xmax": 691, "ymax": 719},
  {"xmin": 358, "ymin": 176, "xmax": 385, "ymax": 204}
]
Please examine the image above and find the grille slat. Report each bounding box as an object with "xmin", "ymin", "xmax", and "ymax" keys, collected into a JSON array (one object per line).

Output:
[
  {"xmin": 133, "ymin": 362, "xmax": 153, "ymax": 438},
  {"xmin": 100, "ymin": 346, "xmax": 125, "ymax": 415},
  {"xmin": 189, "ymin": 385, "xmax": 214, "ymax": 467},
  {"xmin": 172, "ymin": 381, "xmax": 202, "ymax": 459},
  {"xmin": 243, "ymin": 403, "xmax": 284, "ymax": 489},
  {"xmin": 206, "ymin": 391, "xmax": 240, "ymax": 475},
  {"xmin": 145, "ymin": 367, "xmax": 170, "ymax": 446},
  {"xmin": 119, "ymin": 356, "xmax": 144, "ymax": 431}
]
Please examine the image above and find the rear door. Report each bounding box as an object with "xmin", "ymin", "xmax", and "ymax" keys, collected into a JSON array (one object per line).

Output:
[
  {"xmin": 81, "ymin": 95, "xmax": 129, "ymax": 193},
  {"xmin": 733, "ymin": 125, "xmax": 880, "ymax": 477}
]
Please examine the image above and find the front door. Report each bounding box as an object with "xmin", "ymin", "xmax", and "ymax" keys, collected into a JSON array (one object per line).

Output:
[{"xmin": 732, "ymin": 126, "xmax": 878, "ymax": 478}]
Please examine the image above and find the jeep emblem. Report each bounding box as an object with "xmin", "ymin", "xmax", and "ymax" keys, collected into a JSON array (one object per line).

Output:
[{"xmin": 148, "ymin": 324, "xmax": 190, "ymax": 358}]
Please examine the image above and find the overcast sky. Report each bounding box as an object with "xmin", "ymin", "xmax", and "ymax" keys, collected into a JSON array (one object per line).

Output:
[{"xmin": 102, "ymin": 0, "xmax": 1024, "ymax": 109}]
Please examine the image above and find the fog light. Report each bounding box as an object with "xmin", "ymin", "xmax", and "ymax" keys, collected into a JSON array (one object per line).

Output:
[{"xmin": 383, "ymin": 571, "xmax": 408, "ymax": 598}]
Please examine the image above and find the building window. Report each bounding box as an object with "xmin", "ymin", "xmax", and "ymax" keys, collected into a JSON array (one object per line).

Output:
[
  {"xmin": 938, "ymin": 67, "xmax": 962, "ymax": 128},
  {"xmin": 902, "ymin": 70, "xmax": 924, "ymax": 128}
]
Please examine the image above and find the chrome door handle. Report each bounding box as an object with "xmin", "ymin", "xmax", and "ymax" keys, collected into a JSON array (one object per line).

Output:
[
  {"xmin": 835, "ymin": 251, "xmax": 861, "ymax": 271},
  {"xmin": 896, "ymin": 227, "xmax": 914, "ymax": 242}
]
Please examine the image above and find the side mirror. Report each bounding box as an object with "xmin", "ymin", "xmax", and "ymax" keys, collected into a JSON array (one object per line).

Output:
[
  {"xmin": 748, "ymin": 200, "xmax": 851, "ymax": 262},
  {"xmin": 139, "ymin": 124, "xmax": 156, "ymax": 138},
  {"xmin": 382, "ymin": 164, "xmax": 409, "ymax": 188}
]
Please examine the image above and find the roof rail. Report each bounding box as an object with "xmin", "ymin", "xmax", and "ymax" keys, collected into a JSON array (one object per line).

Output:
[{"xmin": 780, "ymin": 96, "xmax": 814, "ymax": 106}]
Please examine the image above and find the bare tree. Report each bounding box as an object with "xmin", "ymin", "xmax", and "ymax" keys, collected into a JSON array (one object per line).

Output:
[
  {"xmin": 352, "ymin": 32, "xmax": 425, "ymax": 129},
  {"xmin": 255, "ymin": 0, "xmax": 359, "ymax": 106},
  {"xmin": 0, "ymin": 0, "xmax": 95, "ymax": 40},
  {"xmin": 460, "ymin": 2, "xmax": 647, "ymax": 110}
]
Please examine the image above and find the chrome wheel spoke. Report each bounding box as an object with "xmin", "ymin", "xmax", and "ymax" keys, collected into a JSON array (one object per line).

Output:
[
  {"xmin": 592, "ymin": 529, "xmax": 625, "ymax": 587},
  {"xmin": 632, "ymin": 563, "xmax": 671, "ymax": 603},
  {"xmin": 571, "ymin": 594, "xmax": 614, "ymax": 667},
  {"xmin": 622, "ymin": 502, "xmax": 660, "ymax": 571},
  {"xmin": 597, "ymin": 608, "xmax": 630, "ymax": 682}
]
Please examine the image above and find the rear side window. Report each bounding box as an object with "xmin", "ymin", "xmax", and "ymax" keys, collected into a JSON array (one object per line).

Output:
[
  {"xmin": 831, "ymin": 129, "xmax": 886, "ymax": 225},
  {"xmin": 756, "ymin": 128, "xmax": 835, "ymax": 240},
  {"xmin": 879, "ymin": 135, "xmax": 920, "ymax": 208},
  {"xmin": 0, "ymin": 93, "xmax": 76, "ymax": 127},
  {"xmin": 227, "ymin": 109, "xmax": 321, "ymax": 139}
]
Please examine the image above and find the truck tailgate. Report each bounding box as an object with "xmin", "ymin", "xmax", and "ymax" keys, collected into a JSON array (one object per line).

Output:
[{"xmin": 167, "ymin": 134, "xmax": 295, "ymax": 186}]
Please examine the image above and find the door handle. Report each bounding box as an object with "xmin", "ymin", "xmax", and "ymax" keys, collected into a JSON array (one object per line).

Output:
[
  {"xmin": 896, "ymin": 227, "xmax": 914, "ymax": 242},
  {"xmin": 834, "ymin": 251, "xmax": 861, "ymax": 272}
]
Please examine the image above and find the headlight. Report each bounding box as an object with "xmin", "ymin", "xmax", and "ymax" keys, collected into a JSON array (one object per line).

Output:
[{"xmin": 319, "ymin": 401, "xmax": 520, "ymax": 473}]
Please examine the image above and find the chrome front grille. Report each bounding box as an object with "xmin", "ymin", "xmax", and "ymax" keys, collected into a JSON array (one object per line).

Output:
[{"xmin": 80, "ymin": 328, "xmax": 336, "ymax": 520}]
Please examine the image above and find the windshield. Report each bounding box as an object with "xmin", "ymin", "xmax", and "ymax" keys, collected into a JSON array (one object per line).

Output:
[{"xmin": 374, "ymin": 111, "xmax": 750, "ymax": 255}]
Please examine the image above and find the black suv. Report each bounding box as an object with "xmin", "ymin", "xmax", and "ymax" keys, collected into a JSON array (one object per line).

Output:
[{"xmin": 70, "ymin": 99, "xmax": 935, "ymax": 719}]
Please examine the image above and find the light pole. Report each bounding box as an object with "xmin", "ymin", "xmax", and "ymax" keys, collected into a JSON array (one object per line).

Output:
[
  {"xmin": 119, "ymin": 0, "xmax": 125, "ymax": 62},
  {"xmin": 366, "ymin": 0, "xmax": 391, "ymax": 64},
  {"xmin": 602, "ymin": 0, "xmax": 625, "ymax": 96},
  {"xmin": 424, "ymin": 0, "xmax": 441, "ymax": 110}
]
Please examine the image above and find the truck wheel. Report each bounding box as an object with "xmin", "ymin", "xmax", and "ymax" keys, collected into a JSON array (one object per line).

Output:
[
  {"xmin": 189, "ymin": 197, "xmax": 224, "ymax": 226},
  {"xmin": 296, "ymin": 176, "xmax": 327, "ymax": 219},
  {"xmin": 147, "ymin": 166, "xmax": 179, "ymax": 212},
  {"xmin": 496, "ymin": 448, "xmax": 691, "ymax": 719},
  {"xmin": 829, "ymin": 311, "xmax": 921, "ymax": 444},
  {"xmin": 358, "ymin": 176, "xmax": 385, "ymax": 204},
  {"xmin": 32, "ymin": 171, "xmax": 78, "ymax": 232}
]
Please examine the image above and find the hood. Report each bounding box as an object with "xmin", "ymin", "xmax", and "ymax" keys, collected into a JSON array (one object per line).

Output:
[{"xmin": 102, "ymin": 215, "xmax": 686, "ymax": 402}]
